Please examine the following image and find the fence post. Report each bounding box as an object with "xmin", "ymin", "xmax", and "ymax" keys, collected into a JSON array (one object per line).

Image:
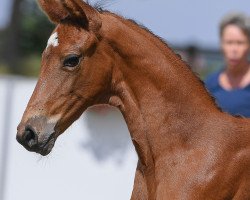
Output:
[{"xmin": 0, "ymin": 78, "xmax": 14, "ymax": 200}]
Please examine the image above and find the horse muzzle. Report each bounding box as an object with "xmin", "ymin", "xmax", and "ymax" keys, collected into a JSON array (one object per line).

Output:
[{"xmin": 16, "ymin": 116, "xmax": 58, "ymax": 156}]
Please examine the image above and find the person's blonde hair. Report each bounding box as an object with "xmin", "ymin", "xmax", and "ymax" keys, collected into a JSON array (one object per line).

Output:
[{"xmin": 220, "ymin": 12, "xmax": 250, "ymax": 40}]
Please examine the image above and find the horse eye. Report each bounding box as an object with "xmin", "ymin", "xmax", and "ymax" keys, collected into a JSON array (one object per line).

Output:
[{"xmin": 63, "ymin": 55, "xmax": 80, "ymax": 68}]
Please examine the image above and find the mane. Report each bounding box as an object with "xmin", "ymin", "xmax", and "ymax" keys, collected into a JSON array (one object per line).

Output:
[
  {"xmin": 88, "ymin": 0, "xmax": 115, "ymax": 11},
  {"xmin": 92, "ymin": 6, "xmax": 224, "ymax": 112}
]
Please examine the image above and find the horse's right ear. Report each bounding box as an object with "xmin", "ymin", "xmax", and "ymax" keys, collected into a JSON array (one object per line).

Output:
[
  {"xmin": 38, "ymin": 0, "xmax": 69, "ymax": 23},
  {"xmin": 62, "ymin": 0, "xmax": 102, "ymax": 32}
]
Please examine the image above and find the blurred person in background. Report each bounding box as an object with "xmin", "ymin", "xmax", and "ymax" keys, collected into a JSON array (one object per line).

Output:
[{"xmin": 205, "ymin": 13, "xmax": 250, "ymax": 117}]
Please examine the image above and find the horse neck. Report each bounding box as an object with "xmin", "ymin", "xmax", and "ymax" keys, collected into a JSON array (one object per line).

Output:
[{"xmin": 101, "ymin": 13, "xmax": 222, "ymax": 168}]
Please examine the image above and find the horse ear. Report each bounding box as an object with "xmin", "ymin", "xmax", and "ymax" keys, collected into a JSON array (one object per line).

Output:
[
  {"xmin": 38, "ymin": 0, "xmax": 69, "ymax": 23},
  {"xmin": 62, "ymin": 0, "xmax": 102, "ymax": 32}
]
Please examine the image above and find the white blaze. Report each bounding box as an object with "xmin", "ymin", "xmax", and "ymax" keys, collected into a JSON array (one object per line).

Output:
[{"xmin": 46, "ymin": 32, "xmax": 59, "ymax": 49}]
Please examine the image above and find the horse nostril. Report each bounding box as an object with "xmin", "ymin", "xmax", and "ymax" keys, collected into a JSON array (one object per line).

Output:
[{"xmin": 23, "ymin": 127, "xmax": 38, "ymax": 148}]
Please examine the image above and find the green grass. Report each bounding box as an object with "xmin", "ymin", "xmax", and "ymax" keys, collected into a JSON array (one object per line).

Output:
[{"xmin": 0, "ymin": 54, "xmax": 41, "ymax": 77}]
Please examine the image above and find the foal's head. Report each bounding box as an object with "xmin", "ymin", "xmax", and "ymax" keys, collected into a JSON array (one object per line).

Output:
[{"xmin": 17, "ymin": 0, "xmax": 112, "ymax": 155}]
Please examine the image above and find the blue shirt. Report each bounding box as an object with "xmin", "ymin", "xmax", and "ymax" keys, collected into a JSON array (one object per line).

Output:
[{"xmin": 205, "ymin": 70, "xmax": 250, "ymax": 117}]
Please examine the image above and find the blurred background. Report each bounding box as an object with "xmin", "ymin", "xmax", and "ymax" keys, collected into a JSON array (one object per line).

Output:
[{"xmin": 0, "ymin": 0, "xmax": 249, "ymax": 200}]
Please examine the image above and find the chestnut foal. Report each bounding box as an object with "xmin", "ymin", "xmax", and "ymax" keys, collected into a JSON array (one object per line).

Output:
[{"xmin": 16, "ymin": 0, "xmax": 250, "ymax": 199}]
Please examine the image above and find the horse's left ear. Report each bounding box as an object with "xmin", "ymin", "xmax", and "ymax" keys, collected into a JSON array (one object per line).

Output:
[
  {"xmin": 38, "ymin": 0, "xmax": 69, "ymax": 23},
  {"xmin": 62, "ymin": 0, "xmax": 102, "ymax": 32}
]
